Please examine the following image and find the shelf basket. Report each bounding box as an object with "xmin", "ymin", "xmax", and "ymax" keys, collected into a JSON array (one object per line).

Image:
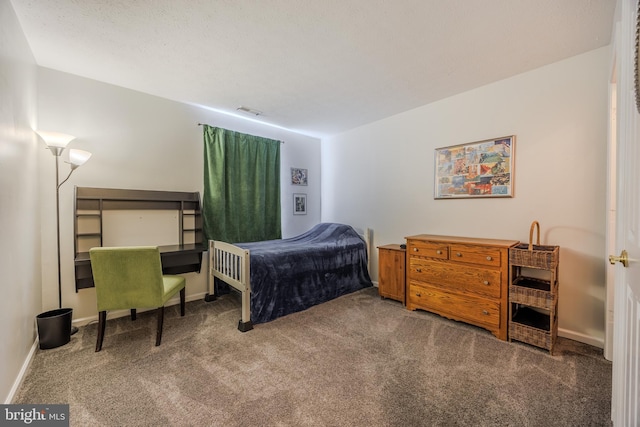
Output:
[
  {"xmin": 509, "ymin": 320, "xmax": 557, "ymax": 353},
  {"xmin": 510, "ymin": 277, "xmax": 557, "ymax": 310},
  {"xmin": 509, "ymin": 221, "xmax": 559, "ymax": 269},
  {"xmin": 509, "ymin": 306, "xmax": 558, "ymax": 354}
]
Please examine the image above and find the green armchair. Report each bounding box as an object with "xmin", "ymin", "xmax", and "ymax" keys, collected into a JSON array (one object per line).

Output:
[{"xmin": 89, "ymin": 246, "xmax": 186, "ymax": 352}]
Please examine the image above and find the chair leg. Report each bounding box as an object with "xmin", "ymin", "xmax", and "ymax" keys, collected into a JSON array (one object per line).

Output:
[
  {"xmin": 180, "ymin": 288, "xmax": 186, "ymax": 317},
  {"xmin": 131, "ymin": 308, "xmax": 136, "ymax": 321},
  {"xmin": 96, "ymin": 311, "xmax": 107, "ymax": 352},
  {"xmin": 155, "ymin": 306, "xmax": 164, "ymax": 346}
]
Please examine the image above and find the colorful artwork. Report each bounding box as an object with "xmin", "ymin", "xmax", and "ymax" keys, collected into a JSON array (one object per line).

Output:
[
  {"xmin": 434, "ymin": 136, "xmax": 515, "ymax": 199},
  {"xmin": 291, "ymin": 168, "xmax": 308, "ymax": 185}
]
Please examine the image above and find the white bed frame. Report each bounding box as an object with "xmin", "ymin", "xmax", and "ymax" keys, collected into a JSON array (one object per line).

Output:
[{"xmin": 206, "ymin": 227, "xmax": 372, "ymax": 332}]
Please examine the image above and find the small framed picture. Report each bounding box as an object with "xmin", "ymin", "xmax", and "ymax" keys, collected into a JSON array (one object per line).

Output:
[
  {"xmin": 291, "ymin": 167, "xmax": 308, "ymax": 185},
  {"xmin": 293, "ymin": 193, "xmax": 307, "ymax": 215}
]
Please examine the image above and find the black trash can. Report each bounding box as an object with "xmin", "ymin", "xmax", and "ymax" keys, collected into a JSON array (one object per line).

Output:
[{"xmin": 36, "ymin": 308, "xmax": 73, "ymax": 350}]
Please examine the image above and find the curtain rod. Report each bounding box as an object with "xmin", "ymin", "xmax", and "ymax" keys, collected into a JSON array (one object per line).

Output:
[{"xmin": 197, "ymin": 123, "xmax": 284, "ymax": 143}]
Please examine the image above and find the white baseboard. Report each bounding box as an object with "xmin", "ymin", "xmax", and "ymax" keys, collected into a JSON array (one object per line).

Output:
[
  {"xmin": 558, "ymin": 327, "xmax": 604, "ymax": 349},
  {"xmin": 5, "ymin": 339, "xmax": 38, "ymax": 404},
  {"xmin": 71, "ymin": 291, "xmax": 209, "ymax": 327}
]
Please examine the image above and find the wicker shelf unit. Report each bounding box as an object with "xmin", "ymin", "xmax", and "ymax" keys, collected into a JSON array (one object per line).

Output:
[{"xmin": 508, "ymin": 222, "xmax": 559, "ymax": 354}]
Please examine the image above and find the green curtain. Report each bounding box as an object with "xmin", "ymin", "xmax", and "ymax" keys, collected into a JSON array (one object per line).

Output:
[{"xmin": 203, "ymin": 125, "xmax": 281, "ymax": 243}]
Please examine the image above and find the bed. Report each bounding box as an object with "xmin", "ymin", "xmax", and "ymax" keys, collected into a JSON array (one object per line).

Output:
[{"xmin": 206, "ymin": 222, "xmax": 373, "ymax": 331}]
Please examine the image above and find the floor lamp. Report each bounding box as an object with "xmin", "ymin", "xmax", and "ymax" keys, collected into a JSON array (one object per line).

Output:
[{"xmin": 37, "ymin": 131, "xmax": 92, "ymax": 336}]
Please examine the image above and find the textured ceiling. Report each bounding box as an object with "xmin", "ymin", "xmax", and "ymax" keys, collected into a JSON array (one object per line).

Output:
[{"xmin": 10, "ymin": 0, "xmax": 615, "ymax": 138}]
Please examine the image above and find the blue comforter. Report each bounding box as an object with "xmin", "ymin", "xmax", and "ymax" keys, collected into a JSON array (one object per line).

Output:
[{"xmin": 217, "ymin": 223, "xmax": 373, "ymax": 324}]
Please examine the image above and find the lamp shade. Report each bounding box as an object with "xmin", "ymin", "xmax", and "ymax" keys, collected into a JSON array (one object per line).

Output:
[
  {"xmin": 36, "ymin": 131, "xmax": 76, "ymax": 148},
  {"xmin": 69, "ymin": 149, "xmax": 92, "ymax": 167}
]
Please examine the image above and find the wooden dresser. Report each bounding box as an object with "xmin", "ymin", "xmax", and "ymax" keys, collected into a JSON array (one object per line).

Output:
[{"xmin": 405, "ymin": 234, "xmax": 519, "ymax": 340}]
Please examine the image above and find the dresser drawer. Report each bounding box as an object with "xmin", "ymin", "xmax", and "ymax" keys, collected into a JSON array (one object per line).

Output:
[
  {"xmin": 407, "ymin": 240, "xmax": 448, "ymax": 259},
  {"xmin": 448, "ymin": 244, "xmax": 502, "ymax": 267},
  {"xmin": 408, "ymin": 282, "xmax": 500, "ymax": 328},
  {"xmin": 408, "ymin": 257, "xmax": 502, "ymax": 298}
]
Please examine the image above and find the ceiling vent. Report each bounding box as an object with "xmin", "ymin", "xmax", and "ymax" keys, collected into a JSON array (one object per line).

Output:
[{"xmin": 236, "ymin": 106, "xmax": 263, "ymax": 116}]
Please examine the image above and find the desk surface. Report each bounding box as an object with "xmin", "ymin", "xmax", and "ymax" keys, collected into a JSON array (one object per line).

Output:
[
  {"xmin": 74, "ymin": 243, "xmax": 206, "ymax": 290},
  {"xmin": 74, "ymin": 243, "xmax": 206, "ymax": 262}
]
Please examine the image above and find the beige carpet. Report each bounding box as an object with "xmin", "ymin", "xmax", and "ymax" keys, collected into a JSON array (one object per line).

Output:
[{"xmin": 14, "ymin": 287, "xmax": 612, "ymax": 426}]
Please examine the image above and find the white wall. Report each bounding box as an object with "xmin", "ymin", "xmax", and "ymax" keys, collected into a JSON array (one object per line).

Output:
[
  {"xmin": 322, "ymin": 47, "xmax": 610, "ymax": 347},
  {"xmin": 37, "ymin": 68, "xmax": 321, "ymax": 323},
  {"xmin": 0, "ymin": 1, "xmax": 40, "ymax": 402}
]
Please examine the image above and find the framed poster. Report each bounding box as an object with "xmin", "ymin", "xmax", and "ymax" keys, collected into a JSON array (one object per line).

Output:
[
  {"xmin": 293, "ymin": 193, "xmax": 307, "ymax": 215},
  {"xmin": 434, "ymin": 135, "xmax": 515, "ymax": 199},
  {"xmin": 291, "ymin": 168, "xmax": 308, "ymax": 185}
]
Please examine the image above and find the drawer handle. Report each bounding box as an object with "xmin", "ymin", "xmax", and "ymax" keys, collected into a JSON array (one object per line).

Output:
[
  {"xmin": 482, "ymin": 310, "xmax": 489, "ymax": 315},
  {"xmin": 456, "ymin": 252, "xmax": 462, "ymax": 257},
  {"xmin": 486, "ymin": 256, "xmax": 492, "ymax": 261},
  {"xmin": 483, "ymin": 280, "xmax": 490, "ymax": 285},
  {"xmin": 413, "ymin": 248, "xmax": 419, "ymax": 252},
  {"xmin": 416, "ymin": 292, "xmax": 422, "ymax": 297},
  {"xmin": 416, "ymin": 268, "xmax": 422, "ymax": 273},
  {"xmin": 436, "ymin": 250, "xmax": 442, "ymax": 255}
]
